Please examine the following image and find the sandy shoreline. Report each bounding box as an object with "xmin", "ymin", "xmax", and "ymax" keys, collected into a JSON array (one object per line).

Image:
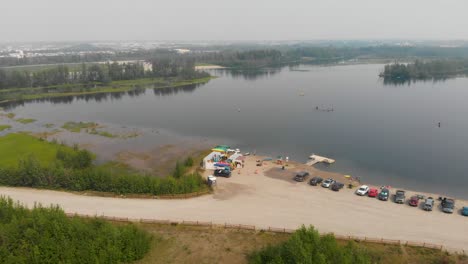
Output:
[
  {"xmin": 195, "ymin": 65, "xmax": 225, "ymax": 70},
  {"xmin": 273, "ymin": 156, "xmax": 468, "ymax": 203},
  {"xmin": 1, "ymin": 155, "xmax": 467, "ymax": 252}
]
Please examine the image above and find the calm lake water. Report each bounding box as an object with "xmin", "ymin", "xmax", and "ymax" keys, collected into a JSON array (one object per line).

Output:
[{"xmin": 4, "ymin": 64, "xmax": 468, "ymax": 198}]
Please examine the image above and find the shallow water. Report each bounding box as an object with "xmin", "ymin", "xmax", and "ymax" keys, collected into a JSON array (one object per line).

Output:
[{"xmin": 3, "ymin": 64, "xmax": 468, "ymax": 198}]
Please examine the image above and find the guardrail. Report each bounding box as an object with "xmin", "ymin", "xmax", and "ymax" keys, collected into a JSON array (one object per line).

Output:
[{"xmin": 65, "ymin": 213, "xmax": 458, "ymax": 253}]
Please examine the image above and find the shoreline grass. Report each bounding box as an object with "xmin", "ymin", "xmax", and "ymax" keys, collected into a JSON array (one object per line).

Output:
[
  {"xmin": 15, "ymin": 118, "xmax": 36, "ymax": 124},
  {"xmin": 0, "ymin": 125, "xmax": 11, "ymax": 131},
  {"xmin": 88, "ymin": 128, "xmax": 117, "ymax": 138},
  {"xmin": 0, "ymin": 133, "xmax": 210, "ymax": 197},
  {"xmin": 62, "ymin": 121, "xmax": 99, "ymax": 132}
]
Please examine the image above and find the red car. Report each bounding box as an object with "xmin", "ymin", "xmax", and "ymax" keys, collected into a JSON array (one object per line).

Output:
[
  {"xmin": 409, "ymin": 196, "xmax": 419, "ymax": 207},
  {"xmin": 368, "ymin": 188, "xmax": 379, "ymax": 197}
]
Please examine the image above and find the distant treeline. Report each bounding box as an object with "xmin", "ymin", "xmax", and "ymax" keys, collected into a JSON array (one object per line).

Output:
[
  {"xmin": 0, "ymin": 196, "xmax": 151, "ymax": 263},
  {"xmin": 194, "ymin": 49, "xmax": 286, "ymax": 68},
  {"xmin": 0, "ymin": 59, "xmax": 208, "ymax": 90},
  {"xmin": 381, "ymin": 59, "xmax": 468, "ymax": 82},
  {"xmin": 0, "ymin": 48, "xmax": 176, "ymax": 67},
  {"xmin": 5, "ymin": 45, "xmax": 468, "ymax": 69}
]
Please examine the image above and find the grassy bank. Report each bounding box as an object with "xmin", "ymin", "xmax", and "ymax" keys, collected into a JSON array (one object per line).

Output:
[
  {"xmin": 0, "ymin": 133, "xmax": 74, "ymax": 167},
  {"xmin": 0, "ymin": 196, "xmax": 151, "ymax": 263},
  {"xmin": 134, "ymin": 224, "xmax": 467, "ymax": 264},
  {"xmin": 0, "ymin": 76, "xmax": 214, "ymax": 103},
  {"xmin": 0, "ymin": 133, "xmax": 209, "ymax": 196},
  {"xmin": 0, "ymin": 125, "xmax": 11, "ymax": 131}
]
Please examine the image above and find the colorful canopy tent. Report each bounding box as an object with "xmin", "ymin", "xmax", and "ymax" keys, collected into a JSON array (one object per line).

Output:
[{"xmin": 211, "ymin": 145, "xmax": 230, "ymax": 153}]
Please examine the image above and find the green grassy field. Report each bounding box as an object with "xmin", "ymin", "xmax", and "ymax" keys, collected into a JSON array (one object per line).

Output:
[
  {"xmin": 0, "ymin": 133, "xmax": 69, "ymax": 167},
  {"xmin": 0, "ymin": 125, "xmax": 11, "ymax": 131}
]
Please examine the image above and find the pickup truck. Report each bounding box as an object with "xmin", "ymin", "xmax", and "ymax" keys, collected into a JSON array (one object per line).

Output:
[{"xmin": 394, "ymin": 190, "xmax": 406, "ymax": 204}]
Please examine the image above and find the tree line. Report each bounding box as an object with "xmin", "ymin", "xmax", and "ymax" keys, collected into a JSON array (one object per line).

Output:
[
  {"xmin": 381, "ymin": 59, "xmax": 468, "ymax": 83},
  {"xmin": 0, "ymin": 59, "xmax": 208, "ymax": 90},
  {"xmin": 0, "ymin": 196, "xmax": 151, "ymax": 263}
]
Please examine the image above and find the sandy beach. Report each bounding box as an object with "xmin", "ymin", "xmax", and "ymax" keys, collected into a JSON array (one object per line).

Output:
[{"xmin": 1, "ymin": 155, "xmax": 467, "ymax": 252}]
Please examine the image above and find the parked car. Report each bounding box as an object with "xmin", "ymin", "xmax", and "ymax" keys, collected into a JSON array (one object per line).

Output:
[
  {"xmin": 321, "ymin": 178, "xmax": 335, "ymax": 188},
  {"xmin": 462, "ymin": 206, "xmax": 468, "ymax": 216},
  {"xmin": 207, "ymin": 175, "xmax": 217, "ymax": 186},
  {"xmin": 394, "ymin": 190, "xmax": 406, "ymax": 204},
  {"xmin": 441, "ymin": 198, "xmax": 455, "ymax": 214},
  {"xmin": 309, "ymin": 176, "xmax": 323, "ymax": 186},
  {"xmin": 294, "ymin": 171, "xmax": 310, "ymax": 182},
  {"xmin": 214, "ymin": 169, "xmax": 231, "ymax": 178},
  {"xmin": 378, "ymin": 188, "xmax": 390, "ymax": 201},
  {"xmin": 423, "ymin": 197, "xmax": 435, "ymax": 211},
  {"xmin": 368, "ymin": 188, "xmax": 379, "ymax": 197},
  {"xmin": 355, "ymin": 185, "xmax": 369, "ymax": 196},
  {"xmin": 408, "ymin": 196, "xmax": 419, "ymax": 207},
  {"xmin": 331, "ymin": 182, "xmax": 344, "ymax": 191}
]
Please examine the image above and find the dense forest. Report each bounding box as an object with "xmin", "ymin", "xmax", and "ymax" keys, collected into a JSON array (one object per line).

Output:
[
  {"xmin": 381, "ymin": 59, "xmax": 468, "ymax": 82},
  {"xmin": 0, "ymin": 196, "xmax": 151, "ymax": 263},
  {"xmin": 249, "ymin": 226, "xmax": 371, "ymax": 264},
  {"xmin": 0, "ymin": 58, "xmax": 208, "ymax": 90}
]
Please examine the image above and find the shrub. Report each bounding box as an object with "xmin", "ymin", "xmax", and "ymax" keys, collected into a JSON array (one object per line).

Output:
[
  {"xmin": 0, "ymin": 196, "xmax": 151, "ymax": 263},
  {"xmin": 249, "ymin": 226, "xmax": 371, "ymax": 264},
  {"xmin": 0, "ymin": 155, "xmax": 207, "ymax": 196}
]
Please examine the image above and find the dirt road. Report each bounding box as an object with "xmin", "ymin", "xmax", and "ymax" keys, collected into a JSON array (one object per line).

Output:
[{"xmin": 1, "ymin": 156, "xmax": 467, "ymax": 252}]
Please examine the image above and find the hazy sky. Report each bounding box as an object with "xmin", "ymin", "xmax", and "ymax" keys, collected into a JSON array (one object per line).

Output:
[{"xmin": 1, "ymin": 0, "xmax": 467, "ymax": 41}]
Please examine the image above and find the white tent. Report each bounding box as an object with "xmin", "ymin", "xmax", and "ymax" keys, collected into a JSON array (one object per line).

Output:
[{"xmin": 203, "ymin": 151, "xmax": 223, "ymax": 170}]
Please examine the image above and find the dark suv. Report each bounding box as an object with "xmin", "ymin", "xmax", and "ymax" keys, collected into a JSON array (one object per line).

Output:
[
  {"xmin": 214, "ymin": 169, "xmax": 231, "ymax": 178},
  {"xmin": 294, "ymin": 171, "xmax": 309, "ymax": 182},
  {"xmin": 378, "ymin": 188, "xmax": 390, "ymax": 201},
  {"xmin": 441, "ymin": 198, "xmax": 455, "ymax": 214},
  {"xmin": 331, "ymin": 182, "xmax": 344, "ymax": 191},
  {"xmin": 309, "ymin": 177, "xmax": 323, "ymax": 186}
]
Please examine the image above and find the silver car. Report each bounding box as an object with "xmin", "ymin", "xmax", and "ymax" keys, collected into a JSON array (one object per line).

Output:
[
  {"xmin": 321, "ymin": 178, "xmax": 335, "ymax": 188},
  {"xmin": 423, "ymin": 197, "xmax": 434, "ymax": 211}
]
